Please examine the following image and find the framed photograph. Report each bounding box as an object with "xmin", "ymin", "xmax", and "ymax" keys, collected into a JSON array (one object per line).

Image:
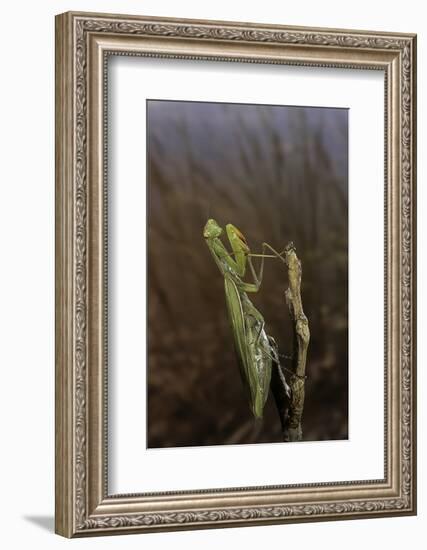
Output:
[{"xmin": 55, "ymin": 11, "xmax": 417, "ymax": 537}]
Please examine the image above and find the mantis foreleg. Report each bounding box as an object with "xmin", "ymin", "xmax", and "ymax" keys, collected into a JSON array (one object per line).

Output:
[{"xmin": 215, "ymin": 244, "xmax": 288, "ymax": 293}]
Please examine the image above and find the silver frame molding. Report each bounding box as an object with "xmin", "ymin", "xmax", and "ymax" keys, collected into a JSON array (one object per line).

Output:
[{"xmin": 55, "ymin": 11, "xmax": 417, "ymax": 538}]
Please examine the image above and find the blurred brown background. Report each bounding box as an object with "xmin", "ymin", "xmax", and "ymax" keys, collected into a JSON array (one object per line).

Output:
[{"xmin": 147, "ymin": 100, "xmax": 348, "ymax": 448}]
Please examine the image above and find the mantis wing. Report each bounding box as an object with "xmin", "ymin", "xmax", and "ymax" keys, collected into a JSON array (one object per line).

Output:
[{"xmin": 224, "ymin": 277, "xmax": 260, "ymax": 416}]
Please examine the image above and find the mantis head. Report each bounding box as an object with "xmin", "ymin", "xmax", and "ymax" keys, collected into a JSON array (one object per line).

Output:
[{"xmin": 203, "ymin": 218, "xmax": 223, "ymax": 239}]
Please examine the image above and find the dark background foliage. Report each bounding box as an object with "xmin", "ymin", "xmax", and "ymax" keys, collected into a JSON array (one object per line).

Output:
[{"xmin": 147, "ymin": 100, "xmax": 348, "ymax": 448}]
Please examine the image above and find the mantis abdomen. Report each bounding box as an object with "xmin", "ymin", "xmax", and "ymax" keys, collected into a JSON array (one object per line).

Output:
[{"xmin": 224, "ymin": 277, "xmax": 272, "ymax": 418}]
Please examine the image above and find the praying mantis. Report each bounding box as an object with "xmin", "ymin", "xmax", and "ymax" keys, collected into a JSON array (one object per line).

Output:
[{"xmin": 203, "ymin": 218, "xmax": 290, "ymax": 419}]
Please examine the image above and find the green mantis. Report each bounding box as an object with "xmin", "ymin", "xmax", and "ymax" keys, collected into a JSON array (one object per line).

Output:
[{"xmin": 203, "ymin": 218, "xmax": 290, "ymax": 419}]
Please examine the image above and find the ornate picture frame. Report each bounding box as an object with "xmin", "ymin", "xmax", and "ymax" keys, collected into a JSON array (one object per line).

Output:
[{"xmin": 55, "ymin": 11, "xmax": 417, "ymax": 537}]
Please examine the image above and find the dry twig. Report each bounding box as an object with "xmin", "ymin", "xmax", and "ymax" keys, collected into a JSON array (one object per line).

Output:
[{"xmin": 271, "ymin": 243, "xmax": 310, "ymax": 442}]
